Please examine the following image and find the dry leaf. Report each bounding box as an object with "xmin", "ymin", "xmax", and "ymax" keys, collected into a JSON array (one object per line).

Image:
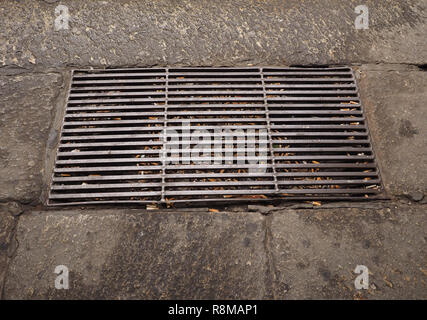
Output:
[{"xmin": 383, "ymin": 276, "xmax": 393, "ymax": 288}]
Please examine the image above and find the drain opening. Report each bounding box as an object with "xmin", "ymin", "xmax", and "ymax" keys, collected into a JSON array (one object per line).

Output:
[{"xmin": 48, "ymin": 66, "xmax": 383, "ymax": 206}]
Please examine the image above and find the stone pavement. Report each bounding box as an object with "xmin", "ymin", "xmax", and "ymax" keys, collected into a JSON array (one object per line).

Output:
[
  {"xmin": 1, "ymin": 0, "xmax": 426, "ymax": 68},
  {"xmin": 0, "ymin": 0, "xmax": 426, "ymax": 299},
  {"xmin": 3, "ymin": 203, "xmax": 426, "ymax": 299}
]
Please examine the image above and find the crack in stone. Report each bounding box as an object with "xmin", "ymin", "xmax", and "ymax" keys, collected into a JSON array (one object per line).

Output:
[{"xmin": 262, "ymin": 214, "xmax": 279, "ymax": 299}]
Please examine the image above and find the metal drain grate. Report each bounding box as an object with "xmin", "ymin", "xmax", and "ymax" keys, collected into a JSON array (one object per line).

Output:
[{"xmin": 48, "ymin": 67, "xmax": 383, "ymax": 206}]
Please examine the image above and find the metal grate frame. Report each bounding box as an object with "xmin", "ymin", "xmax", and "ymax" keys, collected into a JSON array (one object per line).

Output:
[{"xmin": 48, "ymin": 67, "xmax": 383, "ymax": 206}]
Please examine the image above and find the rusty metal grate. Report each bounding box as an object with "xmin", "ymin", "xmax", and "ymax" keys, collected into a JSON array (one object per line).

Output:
[{"xmin": 48, "ymin": 67, "xmax": 383, "ymax": 206}]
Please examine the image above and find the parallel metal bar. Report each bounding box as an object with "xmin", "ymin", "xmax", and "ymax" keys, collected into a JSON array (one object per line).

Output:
[
  {"xmin": 270, "ymin": 132, "xmax": 368, "ymax": 137},
  {"xmin": 52, "ymin": 180, "xmax": 289, "ymax": 190},
  {"xmin": 56, "ymin": 110, "xmax": 365, "ymax": 118},
  {"xmin": 265, "ymin": 83, "xmax": 356, "ymax": 87},
  {"xmin": 262, "ymin": 67, "xmax": 351, "ymax": 71},
  {"xmin": 67, "ymin": 105, "xmax": 167, "ymax": 111},
  {"xmin": 263, "ymin": 77, "xmax": 354, "ymax": 82},
  {"xmin": 58, "ymin": 139, "xmax": 371, "ymax": 149},
  {"xmin": 165, "ymin": 124, "xmax": 367, "ymax": 130},
  {"xmin": 50, "ymin": 191, "xmax": 162, "ymax": 199},
  {"xmin": 62, "ymin": 127, "xmax": 164, "ymax": 133},
  {"xmin": 263, "ymin": 72, "xmax": 352, "ymax": 76},
  {"xmin": 74, "ymin": 72, "xmax": 167, "ymax": 78},
  {"xmin": 161, "ymin": 69, "xmax": 169, "ymax": 202},
  {"xmin": 269, "ymin": 111, "xmax": 362, "ymax": 115},
  {"xmin": 71, "ymin": 85, "xmax": 167, "ymax": 91},
  {"xmin": 64, "ymin": 112, "xmax": 165, "ymax": 118},
  {"xmin": 61, "ymin": 134, "xmax": 168, "ymax": 140},
  {"xmin": 66, "ymin": 103, "xmax": 361, "ymax": 110},
  {"xmin": 73, "ymin": 79, "xmax": 167, "ymax": 84},
  {"xmin": 56, "ymin": 154, "xmax": 375, "ymax": 165},
  {"xmin": 51, "ymin": 183, "xmax": 164, "ymax": 190},
  {"xmin": 60, "ymin": 133, "xmax": 368, "ymax": 141},
  {"xmin": 68, "ymin": 98, "xmax": 167, "ymax": 104},
  {"xmin": 267, "ymin": 97, "xmax": 359, "ymax": 102},
  {"xmin": 168, "ymin": 97, "xmax": 265, "ymax": 102},
  {"xmin": 165, "ymin": 196, "xmax": 385, "ymax": 203},
  {"xmin": 53, "ymin": 172, "xmax": 270, "ymax": 182},
  {"xmin": 265, "ymin": 104, "xmax": 361, "ymax": 107},
  {"xmin": 264, "ymin": 90, "xmax": 357, "ymax": 95},
  {"xmin": 72, "ymin": 77, "xmax": 354, "ymax": 85},
  {"xmin": 69, "ymin": 90, "xmax": 273, "ymax": 98},
  {"xmin": 53, "ymin": 171, "xmax": 379, "ymax": 184},
  {"xmin": 75, "ymin": 72, "xmax": 263, "ymax": 78},
  {"xmin": 57, "ymin": 147, "xmax": 270, "ymax": 156},
  {"xmin": 276, "ymin": 172, "xmax": 378, "ymax": 177},
  {"xmin": 69, "ymin": 91, "xmax": 166, "ymax": 98},
  {"xmin": 64, "ymin": 118, "xmax": 285, "ymax": 126},
  {"xmin": 270, "ymin": 124, "xmax": 366, "ymax": 129},
  {"xmin": 270, "ymin": 118, "xmax": 365, "ymax": 122},
  {"xmin": 164, "ymin": 189, "xmax": 277, "ymax": 196},
  {"xmin": 48, "ymin": 200, "xmax": 160, "ymax": 205},
  {"xmin": 48, "ymin": 179, "xmax": 377, "ymax": 188},
  {"xmin": 166, "ymin": 110, "xmax": 266, "ymax": 116},
  {"xmin": 70, "ymin": 84, "xmax": 356, "ymax": 91},
  {"xmin": 164, "ymin": 188, "xmax": 379, "ymax": 196},
  {"xmin": 52, "ymin": 163, "xmax": 378, "ymax": 172},
  {"xmin": 261, "ymin": 68, "xmax": 279, "ymax": 192}
]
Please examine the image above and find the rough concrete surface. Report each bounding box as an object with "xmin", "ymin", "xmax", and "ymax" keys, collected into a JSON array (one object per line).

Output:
[
  {"xmin": 358, "ymin": 67, "xmax": 427, "ymax": 197},
  {"xmin": 0, "ymin": 0, "xmax": 426, "ymax": 69},
  {"xmin": 269, "ymin": 205, "xmax": 427, "ymax": 299},
  {"xmin": 0, "ymin": 0, "xmax": 426, "ymax": 300},
  {"xmin": 0, "ymin": 72, "xmax": 63, "ymax": 203},
  {"xmin": 3, "ymin": 204, "xmax": 426, "ymax": 299},
  {"xmin": 4, "ymin": 210, "xmax": 267, "ymax": 299}
]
